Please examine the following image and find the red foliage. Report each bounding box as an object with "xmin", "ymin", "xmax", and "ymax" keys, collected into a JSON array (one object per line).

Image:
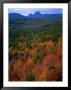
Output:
[{"xmin": 9, "ymin": 37, "xmax": 62, "ymax": 81}]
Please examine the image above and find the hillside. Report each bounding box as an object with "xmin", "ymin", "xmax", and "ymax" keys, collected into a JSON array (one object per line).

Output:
[
  {"xmin": 9, "ymin": 12, "xmax": 62, "ymax": 81},
  {"xmin": 9, "ymin": 12, "xmax": 62, "ymax": 31}
]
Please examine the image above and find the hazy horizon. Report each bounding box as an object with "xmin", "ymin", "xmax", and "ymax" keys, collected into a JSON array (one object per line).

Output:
[{"xmin": 8, "ymin": 8, "xmax": 62, "ymax": 16}]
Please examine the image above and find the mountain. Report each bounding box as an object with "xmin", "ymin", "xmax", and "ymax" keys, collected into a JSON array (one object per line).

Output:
[
  {"xmin": 27, "ymin": 12, "xmax": 62, "ymax": 19},
  {"xmin": 9, "ymin": 12, "xmax": 62, "ymax": 31},
  {"xmin": 9, "ymin": 12, "xmax": 62, "ymax": 19},
  {"xmin": 9, "ymin": 13, "xmax": 25, "ymax": 20},
  {"xmin": 9, "ymin": 13, "xmax": 26, "ymax": 24},
  {"xmin": 9, "ymin": 12, "xmax": 62, "ymax": 24},
  {"xmin": 28, "ymin": 12, "xmax": 43, "ymax": 18}
]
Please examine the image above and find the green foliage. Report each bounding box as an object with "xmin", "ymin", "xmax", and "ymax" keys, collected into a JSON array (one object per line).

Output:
[
  {"xmin": 26, "ymin": 74, "xmax": 35, "ymax": 81},
  {"xmin": 26, "ymin": 41, "xmax": 32, "ymax": 49},
  {"xmin": 48, "ymin": 43, "xmax": 56, "ymax": 54},
  {"xmin": 49, "ymin": 64, "xmax": 56, "ymax": 71},
  {"xmin": 23, "ymin": 52, "xmax": 29, "ymax": 59},
  {"xmin": 9, "ymin": 17, "xmax": 62, "ymax": 61},
  {"xmin": 32, "ymin": 52, "xmax": 41, "ymax": 63},
  {"xmin": 50, "ymin": 46, "xmax": 56, "ymax": 54}
]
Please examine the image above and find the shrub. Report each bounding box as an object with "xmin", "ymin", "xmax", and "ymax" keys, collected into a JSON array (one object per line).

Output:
[
  {"xmin": 26, "ymin": 74, "xmax": 35, "ymax": 81},
  {"xmin": 32, "ymin": 52, "xmax": 41, "ymax": 63}
]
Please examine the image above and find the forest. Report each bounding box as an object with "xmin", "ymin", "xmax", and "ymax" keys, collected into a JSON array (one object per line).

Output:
[{"xmin": 9, "ymin": 13, "xmax": 62, "ymax": 81}]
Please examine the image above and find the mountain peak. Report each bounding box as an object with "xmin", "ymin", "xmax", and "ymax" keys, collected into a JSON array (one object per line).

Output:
[
  {"xmin": 34, "ymin": 12, "xmax": 41, "ymax": 15},
  {"xmin": 28, "ymin": 12, "xmax": 42, "ymax": 18},
  {"xmin": 9, "ymin": 12, "xmax": 62, "ymax": 21}
]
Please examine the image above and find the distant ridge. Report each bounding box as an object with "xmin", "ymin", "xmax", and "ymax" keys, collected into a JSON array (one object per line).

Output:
[
  {"xmin": 9, "ymin": 13, "xmax": 25, "ymax": 20},
  {"xmin": 9, "ymin": 12, "xmax": 62, "ymax": 24},
  {"xmin": 9, "ymin": 12, "xmax": 62, "ymax": 19}
]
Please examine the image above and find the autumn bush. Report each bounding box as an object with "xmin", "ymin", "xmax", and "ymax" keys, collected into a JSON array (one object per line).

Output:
[
  {"xmin": 9, "ymin": 35, "xmax": 62, "ymax": 81},
  {"xmin": 9, "ymin": 20, "xmax": 62, "ymax": 81}
]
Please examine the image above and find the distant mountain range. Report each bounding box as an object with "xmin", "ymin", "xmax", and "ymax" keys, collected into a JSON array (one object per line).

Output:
[
  {"xmin": 27, "ymin": 12, "xmax": 62, "ymax": 19},
  {"xmin": 9, "ymin": 12, "xmax": 62, "ymax": 21},
  {"xmin": 9, "ymin": 12, "xmax": 62, "ymax": 31}
]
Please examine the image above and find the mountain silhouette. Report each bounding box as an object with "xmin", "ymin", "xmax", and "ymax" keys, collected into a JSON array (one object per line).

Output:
[
  {"xmin": 9, "ymin": 12, "xmax": 62, "ymax": 24},
  {"xmin": 28, "ymin": 12, "xmax": 43, "ymax": 18},
  {"xmin": 9, "ymin": 13, "xmax": 26, "ymax": 24},
  {"xmin": 9, "ymin": 13, "xmax": 25, "ymax": 19}
]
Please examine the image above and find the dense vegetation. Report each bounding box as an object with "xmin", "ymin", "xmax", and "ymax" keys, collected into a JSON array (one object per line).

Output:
[{"xmin": 9, "ymin": 13, "xmax": 62, "ymax": 81}]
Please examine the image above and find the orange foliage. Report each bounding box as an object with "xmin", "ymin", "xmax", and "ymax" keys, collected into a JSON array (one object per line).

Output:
[
  {"xmin": 32, "ymin": 63, "xmax": 48, "ymax": 81},
  {"xmin": 9, "ymin": 36, "xmax": 62, "ymax": 81},
  {"xmin": 29, "ymin": 48, "xmax": 37, "ymax": 56},
  {"xmin": 9, "ymin": 49, "xmax": 17, "ymax": 56}
]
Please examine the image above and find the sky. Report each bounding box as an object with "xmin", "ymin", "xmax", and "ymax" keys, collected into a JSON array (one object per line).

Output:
[{"xmin": 8, "ymin": 8, "xmax": 62, "ymax": 16}]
